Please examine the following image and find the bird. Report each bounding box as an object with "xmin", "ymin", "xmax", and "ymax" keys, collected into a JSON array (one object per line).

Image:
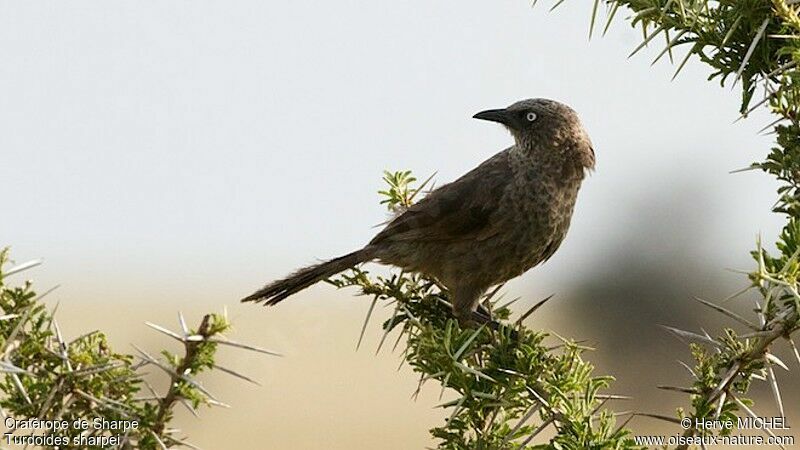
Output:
[{"xmin": 242, "ymin": 98, "xmax": 595, "ymax": 324}]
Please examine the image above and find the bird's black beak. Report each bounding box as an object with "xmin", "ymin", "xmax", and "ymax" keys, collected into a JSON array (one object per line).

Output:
[{"xmin": 473, "ymin": 108, "xmax": 514, "ymax": 127}]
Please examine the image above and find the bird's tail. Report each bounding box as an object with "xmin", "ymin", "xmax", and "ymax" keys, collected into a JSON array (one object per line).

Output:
[{"xmin": 242, "ymin": 247, "xmax": 374, "ymax": 306}]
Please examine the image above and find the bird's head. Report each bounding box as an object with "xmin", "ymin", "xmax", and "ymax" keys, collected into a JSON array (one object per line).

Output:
[{"xmin": 473, "ymin": 98, "xmax": 595, "ymax": 171}]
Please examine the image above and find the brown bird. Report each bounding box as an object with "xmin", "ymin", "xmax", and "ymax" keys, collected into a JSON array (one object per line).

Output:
[{"xmin": 243, "ymin": 98, "xmax": 595, "ymax": 324}]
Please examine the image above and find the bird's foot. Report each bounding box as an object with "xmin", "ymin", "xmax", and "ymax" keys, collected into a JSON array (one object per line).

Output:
[
  {"xmin": 470, "ymin": 308, "xmax": 492, "ymax": 325},
  {"xmin": 467, "ymin": 310, "xmax": 520, "ymax": 340}
]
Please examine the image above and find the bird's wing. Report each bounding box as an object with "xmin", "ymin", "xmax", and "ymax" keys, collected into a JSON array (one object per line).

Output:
[{"xmin": 370, "ymin": 150, "xmax": 513, "ymax": 245}]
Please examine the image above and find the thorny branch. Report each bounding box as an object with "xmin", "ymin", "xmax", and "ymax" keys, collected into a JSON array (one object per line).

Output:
[
  {"xmin": 553, "ymin": 0, "xmax": 800, "ymax": 447},
  {"xmin": 0, "ymin": 249, "xmax": 278, "ymax": 449}
]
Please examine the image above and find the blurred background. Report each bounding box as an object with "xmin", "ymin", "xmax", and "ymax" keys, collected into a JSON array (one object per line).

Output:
[{"xmin": 1, "ymin": 0, "xmax": 797, "ymax": 448}]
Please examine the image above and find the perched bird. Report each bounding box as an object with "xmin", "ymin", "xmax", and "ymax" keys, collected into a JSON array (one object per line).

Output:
[{"xmin": 243, "ymin": 98, "xmax": 595, "ymax": 324}]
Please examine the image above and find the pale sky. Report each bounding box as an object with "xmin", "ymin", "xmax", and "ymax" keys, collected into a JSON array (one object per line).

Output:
[
  {"xmin": 0, "ymin": 2, "xmax": 793, "ymax": 448},
  {"xmin": 1, "ymin": 1, "xmax": 782, "ymax": 305}
]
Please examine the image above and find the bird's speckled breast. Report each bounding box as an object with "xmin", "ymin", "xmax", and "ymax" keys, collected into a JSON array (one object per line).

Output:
[{"xmin": 490, "ymin": 149, "xmax": 583, "ymax": 282}]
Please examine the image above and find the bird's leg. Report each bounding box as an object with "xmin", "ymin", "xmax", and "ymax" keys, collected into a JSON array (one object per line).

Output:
[
  {"xmin": 470, "ymin": 310, "xmax": 518, "ymax": 337},
  {"xmin": 453, "ymin": 286, "xmax": 517, "ymax": 341},
  {"xmin": 452, "ymin": 285, "xmax": 484, "ymax": 327},
  {"xmin": 452, "ymin": 285, "xmax": 512, "ymax": 337},
  {"xmin": 470, "ymin": 309, "xmax": 493, "ymax": 325},
  {"xmin": 453, "ymin": 309, "xmax": 479, "ymax": 327},
  {"xmin": 476, "ymin": 302, "xmax": 492, "ymax": 320}
]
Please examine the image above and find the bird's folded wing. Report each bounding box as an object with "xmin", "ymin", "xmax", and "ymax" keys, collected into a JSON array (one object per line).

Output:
[{"xmin": 370, "ymin": 150, "xmax": 513, "ymax": 244}]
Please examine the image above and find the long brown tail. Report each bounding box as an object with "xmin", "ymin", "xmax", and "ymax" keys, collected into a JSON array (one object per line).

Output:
[{"xmin": 242, "ymin": 247, "xmax": 374, "ymax": 306}]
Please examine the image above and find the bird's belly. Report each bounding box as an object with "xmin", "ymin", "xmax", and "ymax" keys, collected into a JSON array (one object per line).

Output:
[
  {"xmin": 480, "ymin": 224, "xmax": 562, "ymax": 282},
  {"xmin": 402, "ymin": 222, "xmax": 564, "ymax": 288}
]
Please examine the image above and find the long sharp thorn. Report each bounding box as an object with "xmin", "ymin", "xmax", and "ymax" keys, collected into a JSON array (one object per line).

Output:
[
  {"xmin": 68, "ymin": 329, "xmax": 100, "ymax": 346},
  {"xmin": 526, "ymin": 387, "xmax": 550, "ymax": 408},
  {"xmin": 692, "ymin": 297, "xmax": 759, "ymax": 330},
  {"xmin": 454, "ymin": 361, "xmax": 495, "ymax": 382},
  {"xmin": 766, "ymin": 365, "xmax": 785, "ymax": 417},
  {"xmin": 672, "ymin": 43, "xmax": 697, "ymax": 80},
  {"xmin": 484, "ymin": 283, "xmax": 505, "ymax": 305},
  {"xmin": 35, "ymin": 285, "xmax": 60, "ymax": 303},
  {"xmin": 10, "ymin": 373, "xmax": 32, "ymax": 405},
  {"xmin": 357, "ymin": 296, "xmax": 379, "ymax": 351},
  {"xmin": 734, "ymin": 18, "xmax": 770, "ymax": 87},
  {"xmin": 652, "ymin": 31, "xmax": 689, "ymax": 66},
  {"xmin": 0, "ymin": 361, "xmax": 32, "ymax": 375},
  {"xmin": 2, "ymin": 306, "xmax": 34, "ymax": 355},
  {"xmin": 740, "ymin": 330, "xmax": 774, "ymax": 338},
  {"xmin": 635, "ymin": 412, "xmax": 681, "ymax": 424},
  {"xmin": 5, "ymin": 259, "xmax": 43, "ymax": 276},
  {"xmin": 765, "ymin": 352, "xmax": 790, "ymax": 371},
  {"xmin": 453, "ymin": 325, "xmax": 485, "ymax": 361},
  {"xmin": 734, "ymin": 94, "xmax": 773, "ymax": 122},
  {"xmin": 447, "ymin": 395, "xmax": 467, "ymax": 422},
  {"xmin": 589, "ymin": 0, "xmax": 600, "ymax": 39},
  {"xmin": 496, "ymin": 296, "xmax": 521, "ymax": 312},
  {"xmin": 657, "ymin": 385, "xmax": 697, "ymax": 393},
  {"xmin": 213, "ymin": 364, "xmax": 262, "ymax": 386},
  {"xmin": 411, "ymin": 373, "xmax": 425, "ymax": 401},
  {"xmin": 152, "ymin": 432, "xmax": 169, "ymax": 450},
  {"xmin": 37, "ymin": 381, "xmax": 63, "ymax": 418},
  {"xmin": 765, "ymin": 60, "xmax": 796, "ymax": 79},
  {"xmin": 516, "ymin": 294, "xmax": 555, "ymax": 325},
  {"xmin": 659, "ymin": 325, "xmax": 719, "ymax": 346},
  {"xmin": 603, "ymin": 1, "xmax": 620, "ymax": 36},
  {"xmin": 590, "ymin": 398, "xmax": 610, "ymax": 416},
  {"xmin": 612, "ymin": 412, "xmax": 636, "ymax": 437},
  {"xmin": 376, "ymin": 304, "xmax": 401, "ymax": 355},
  {"xmin": 595, "ymin": 394, "xmax": 632, "ymax": 400},
  {"xmin": 754, "ymin": 299, "xmax": 766, "ymax": 327},
  {"xmin": 724, "ymin": 267, "xmax": 752, "ymax": 275},
  {"xmin": 787, "ymin": 337, "xmax": 800, "ymax": 367},
  {"xmin": 179, "ymin": 398, "xmax": 199, "ymax": 418},
  {"xmin": 74, "ymin": 389, "xmax": 132, "ymax": 416},
  {"xmin": 714, "ymin": 391, "xmax": 726, "ymax": 420},
  {"xmin": 72, "ymin": 362, "xmax": 123, "ymax": 377},
  {"xmin": 392, "ymin": 323, "xmax": 407, "ymax": 353},
  {"xmin": 142, "ymin": 379, "xmax": 160, "ymax": 397},
  {"xmin": 518, "ymin": 417, "xmax": 555, "ymax": 446},
  {"xmin": 209, "ymin": 338, "xmax": 283, "ymax": 357},
  {"xmin": 721, "ymin": 16, "xmax": 742, "ymax": 47},
  {"xmin": 628, "ymin": 25, "xmax": 667, "ymax": 58},
  {"xmin": 144, "ymin": 322, "xmax": 184, "ymax": 342},
  {"xmin": 439, "ymin": 373, "xmax": 451, "ymax": 400},
  {"xmin": 757, "ymin": 116, "xmax": 784, "ymax": 135},
  {"xmin": 732, "ymin": 395, "xmax": 787, "ymax": 449},
  {"xmin": 408, "ymin": 172, "xmax": 436, "ymax": 203},
  {"xmin": 709, "ymin": 363, "xmax": 740, "ymax": 401},
  {"xmin": 549, "ymin": 0, "xmax": 567, "ymax": 12},
  {"xmin": 208, "ymin": 398, "xmax": 231, "ymax": 408},
  {"xmin": 678, "ymin": 360, "xmax": 697, "ymax": 378},
  {"xmin": 168, "ymin": 437, "xmax": 202, "ymax": 450},
  {"xmin": 501, "ymin": 404, "xmax": 541, "ymax": 445},
  {"xmin": 721, "ymin": 284, "xmax": 755, "ymax": 302},
  {"xmin": 178, "ymin": 312, "xmax": 189, "ymax": 337},
  {"xmin": 52, "ymin": 319, "xmax": 72, "ymax": 372}
]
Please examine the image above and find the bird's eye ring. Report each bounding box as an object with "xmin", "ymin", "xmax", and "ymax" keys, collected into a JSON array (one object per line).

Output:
[{"xmin": 526, "ymin": 112, "xmax": 537, "ymax": 122}]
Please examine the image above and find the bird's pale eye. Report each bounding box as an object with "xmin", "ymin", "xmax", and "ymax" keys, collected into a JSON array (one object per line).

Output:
[{"xmin": 526, "ymin": 112, "xmax": 537, "ymax": 122}]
